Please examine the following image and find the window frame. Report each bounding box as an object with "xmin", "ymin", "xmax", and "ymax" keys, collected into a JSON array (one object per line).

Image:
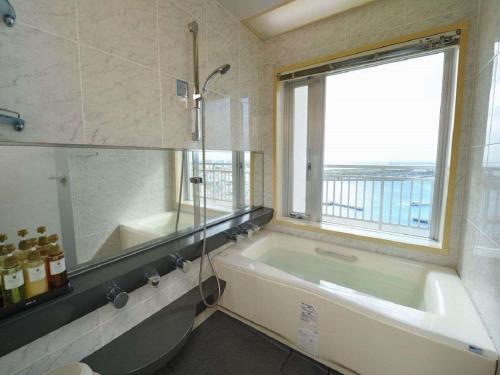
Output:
[{"xmin": 273, "ymin": 22, "xmax": 470, "ymax": 254}]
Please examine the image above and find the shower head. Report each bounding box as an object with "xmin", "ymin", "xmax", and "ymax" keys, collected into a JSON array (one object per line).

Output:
[
  {"xmin": 219, "ymin": 64, "xmax": 231, "ymax": 75},
  {"xmin": 202, "ymin": 64, "xmax": 231, "ymax": 92}
]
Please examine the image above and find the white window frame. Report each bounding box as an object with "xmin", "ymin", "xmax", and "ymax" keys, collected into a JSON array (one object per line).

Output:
[{"xmin": 281, "ymin": 43, "xmax": 460, "ymax": 244}]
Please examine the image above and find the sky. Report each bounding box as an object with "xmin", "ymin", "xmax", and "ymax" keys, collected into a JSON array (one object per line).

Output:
[{"xmin": 323, "ymin": 52, "xmax": 445, "ymax": 166}]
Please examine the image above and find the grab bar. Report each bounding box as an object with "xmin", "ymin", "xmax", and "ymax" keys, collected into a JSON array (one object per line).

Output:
[{"xmin": 315, "ymin": 247, "xmax": 358, "ymax": 263}]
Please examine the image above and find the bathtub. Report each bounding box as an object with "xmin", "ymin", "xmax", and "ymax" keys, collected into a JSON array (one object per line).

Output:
[
  {"xmin": 119, "ymin": 207, "xmax": 232, "ymax": 249},
  {"xmin": 214, "ymin": 231, "xmax": 498, "ymax": 375}
]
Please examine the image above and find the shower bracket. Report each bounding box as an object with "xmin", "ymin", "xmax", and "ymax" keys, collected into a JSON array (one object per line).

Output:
[
  {"xmin": 0, "ymin": 108, "xmax": 25, "ymax": 131},
  {"xmin": 1, "ymin": 0, "xmax": 16, "ymax": 27}
]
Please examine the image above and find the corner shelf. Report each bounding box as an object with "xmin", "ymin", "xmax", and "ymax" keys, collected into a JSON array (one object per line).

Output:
[{"xmin": 83, "ymin": 277, "xmax": 225, "ymax": 375}]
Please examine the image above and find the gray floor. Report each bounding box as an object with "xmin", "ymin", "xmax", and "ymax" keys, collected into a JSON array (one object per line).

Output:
[{"xmin": 155, "ymin": 311, "xmax": 342, "ymax": 375}]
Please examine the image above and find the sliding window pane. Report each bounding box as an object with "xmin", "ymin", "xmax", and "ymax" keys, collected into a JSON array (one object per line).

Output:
[
  {"xmin": 292, "ymin": 85, "xmax": 309, "ymax": 214},
  {"xmin": 322, "ymin": 53, "xmax": 445, "ymax": 237}
]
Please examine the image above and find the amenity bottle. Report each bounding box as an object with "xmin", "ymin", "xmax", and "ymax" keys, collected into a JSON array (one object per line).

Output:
[
  {"xmin": 47, "ymin": 235, "xmax": 67, "ymax": 289},
  {"xmin": 1, "ymin": 252, "xmax": 26, "ymax": 306},
  {"xmin": 23, "ymin": 240, "xmax": 49, "ymax": 298}
]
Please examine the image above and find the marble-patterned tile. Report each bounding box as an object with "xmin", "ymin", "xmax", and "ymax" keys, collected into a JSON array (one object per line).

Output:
[
  {"xmin": 470, "ymin": 61, "xmax": 496, "ymax": 147},
  {"xmin": 171, "ymin": 0, "xmax": 206, "ymax": 22},
  {"xmin": 403, "ymin": 0, "xmax": 479, "ymax": 26},
  {"xmin": 161, "ymin": 76, "xmax": 200, "ymax": 149},
  {"xmin": 158, "ymin": 0, "xmax": 207, "ymax": 82},
  {"xmin": 169, "ymin": 257, "xmax": 203, "ymax": 302},
  {"xmin": 13, "ymin": 326, "xmax": 102, "ymax": 375},
  {"xmin": 346, "ymin": 0, "xmax": 404, "ymax": 41},
  {"xmin": 206, "ymin": 0, "xmax": 239, "ymax": 45},
  {"xmin": 0, "ymin": 311, "xmax": 100, "ymax": 375},
  {"xmin": 77, "ymin": 0, "xmax": 158, "ymax": 67},
  {"xmin": 207, "ymin": 28, "xmax": 239, "ymax": 96},
  {"xmin": 486, "ymin": 55, "xmax": 500, "ymax": 144},
  {"xmin": 458, "ymin": 219, "xmax": 500, "ymax": 351},
  {"xmin": 100, "ymin": 273, "xmax": 171, "ymax": 323},
  {"xmin": 11, "ymin": 0, "xmax": 77, "ymax": 40},
  {"xmin": 462, "ymin": 146, "xmax": 488, "ymax": 223},
  {"xmin": 240, "ymin": 25, "xmax": 264, "ymax": 64},
  {"xmin": 0, "ymin": 25, "xmax": 84, "ymax": 144},
  {"xmin": 475, "ymin": 0, "xmax": 500, "ymax": 72},
  {"xmin": 345, "ymin": 26, "xmax": 405, "ymax": 51},
  {"xmin": 80, "ymin": 46, "xmax": 162, "ymax": 147}
]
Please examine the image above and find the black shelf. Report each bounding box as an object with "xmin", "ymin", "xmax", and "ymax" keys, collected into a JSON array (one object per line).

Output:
[
  {"xmin": 83, "ymin": 277, "xmax": 224, "ymax": 375},
  {"xmin": 0, "ymin": 207, "xmax": 273, "ymax": 357},
  {"xmin": 0, "ymin": 283, "xmax": 72, "ymax": 320}
]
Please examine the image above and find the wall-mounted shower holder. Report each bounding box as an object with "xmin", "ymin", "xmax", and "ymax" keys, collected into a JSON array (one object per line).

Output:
[
  {"xmin": 1, "ymin": 0, "xmax": 16, "ymax": 27},
  {"xmin": 0, "ymin": 108, "xmax": 25, "ymax": 131}
]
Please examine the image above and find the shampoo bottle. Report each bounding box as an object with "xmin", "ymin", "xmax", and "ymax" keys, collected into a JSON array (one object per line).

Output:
[
  {"xmin": 47, "ymin": 235, "xmax": 67, "ymax": 289},
  {"xmin": 1, "ymin": 253, "xmax": 26, "ymax": 306},
  {"xmin": 23, "ymin": 240, "xmax": 49, "ymax": 298}
]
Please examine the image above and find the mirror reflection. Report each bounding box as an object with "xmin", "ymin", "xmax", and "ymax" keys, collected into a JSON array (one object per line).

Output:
[{"xmin": 0, "ymin": 145, "xmax": 263, "ymax": 272}]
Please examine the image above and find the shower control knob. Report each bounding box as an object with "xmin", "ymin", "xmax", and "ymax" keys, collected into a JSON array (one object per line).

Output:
[
  {"xmin": 4, "ymin": 15, "xmax": 15, "ymax": 27},
  {"xmin": 172, "ymin": 254, "xmax": 192, "ymax": 273},
  {"xmin": 107, "ymin": 286, "xmax": 129, "ymax": 309},
  {"xmin": 181, "ymin": 260, "xmax": 192, "ymax": 273}
]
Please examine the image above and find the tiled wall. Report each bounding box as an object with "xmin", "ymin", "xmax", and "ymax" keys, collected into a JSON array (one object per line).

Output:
[
  {"xmin": 0, "ymin": 0, "xmax": 264, "ymax": 152},
  {"xmin": 0, "ymin": 245, "xmax": 228, "ymax": 375},
  {"xmin": 458, "ymin": 0, "xmax": 500, "ymax": 357},
  {"xmin": 262, "ymin": 0, "xmax": 480, "ymax": 267},
  {"xmin": 66, "ymin": 149, "xmax": 175, "ymax": 264}
]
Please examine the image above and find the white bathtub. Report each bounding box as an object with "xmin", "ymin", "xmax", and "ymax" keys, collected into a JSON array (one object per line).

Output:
[
  {"xmin": 119, "ymin": 211, "xmax": 195, "ymax": 249},
  {"xmin": 214, "ymin": 231, "xmax": 498, "ymax": 375},
  {"xmin": 119, "ymin": 207, "xmax": 231, "ymax": 249}
]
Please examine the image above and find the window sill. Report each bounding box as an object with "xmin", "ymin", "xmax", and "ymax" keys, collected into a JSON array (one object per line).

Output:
[{"xmin": 272, "ymin": 216, "xmax": 448, "ymax": 255}]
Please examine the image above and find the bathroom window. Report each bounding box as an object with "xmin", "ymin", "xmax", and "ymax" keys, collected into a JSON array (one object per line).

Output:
[
  {"xmin": 184, "ymin": 150, "xmax": 250, "ymax": 212},
  {"xmin": 280, "ymin": 30, "xmax": 462, "ymax": 245}
]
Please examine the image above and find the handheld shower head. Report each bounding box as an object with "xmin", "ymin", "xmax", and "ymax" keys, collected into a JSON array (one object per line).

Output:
[
  {"xmin": 219, "ymin": 64, "xmax": 231, "ymax": 75},
  {"xmin": 202, "ymin": 64, "xmax": 231, "ymax": 92}
]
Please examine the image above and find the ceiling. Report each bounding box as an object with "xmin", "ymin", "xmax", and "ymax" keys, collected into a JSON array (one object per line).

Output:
[{"xmin": 218, "ymin": 0, "xmax": 374, "ymax": 40}]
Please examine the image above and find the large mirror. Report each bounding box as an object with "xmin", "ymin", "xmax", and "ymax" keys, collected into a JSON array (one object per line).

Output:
[{"xmin": 0, "ymin": 145, "xmax": 264, "ymax": 273}]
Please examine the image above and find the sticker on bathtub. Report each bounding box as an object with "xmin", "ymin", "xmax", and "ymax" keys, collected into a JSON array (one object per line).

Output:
[
  {"xmin": 300, "ymin": 302, "xmax": 317, "ymax": 327},
  {"xmin": 298, "ymin": 327, "xmax": 319, "ymax": 357}
]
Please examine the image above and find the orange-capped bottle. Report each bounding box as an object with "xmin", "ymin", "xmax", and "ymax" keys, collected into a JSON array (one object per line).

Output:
[{"xmin": 47, "ymin": 235, "xmax": 67, "ymax": 289}]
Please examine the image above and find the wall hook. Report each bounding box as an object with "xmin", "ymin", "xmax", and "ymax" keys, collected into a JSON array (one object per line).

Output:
[
  {"xmin": 0, "ymin": 108, "xmax": 25, "ymax": 131},
  {"xmin": 0, "ymin": 0, "xmax": 16, "ymax": 27}
]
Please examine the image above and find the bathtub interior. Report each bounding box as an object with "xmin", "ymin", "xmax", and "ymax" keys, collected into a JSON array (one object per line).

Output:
[{"xmin": 242, "ymin": 234, "xmax": 429, "ymax": 311}]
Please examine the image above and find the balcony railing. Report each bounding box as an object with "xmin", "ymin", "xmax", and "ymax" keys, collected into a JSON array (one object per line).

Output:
[
  {"xmin": 322, "ymin": 165, "xmax": 435, "ymax": 233},
  {"xmin": 188, "ymin": 161, "xmax": 250, "ymax": 205},
  {"xmin": 200, "ymin": 162, "xmax": 233, "ymax": 203}
]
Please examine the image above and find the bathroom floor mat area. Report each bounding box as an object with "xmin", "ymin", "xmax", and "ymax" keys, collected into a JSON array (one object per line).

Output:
[{"xmin": 154, "ymin": 311, "xmax": 342, "ymax": 375}]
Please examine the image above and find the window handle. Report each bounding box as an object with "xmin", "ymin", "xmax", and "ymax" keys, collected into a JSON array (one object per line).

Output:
[{"xmin": 307, "ymin": 161, "xmax": 312, "ymax": 180}]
